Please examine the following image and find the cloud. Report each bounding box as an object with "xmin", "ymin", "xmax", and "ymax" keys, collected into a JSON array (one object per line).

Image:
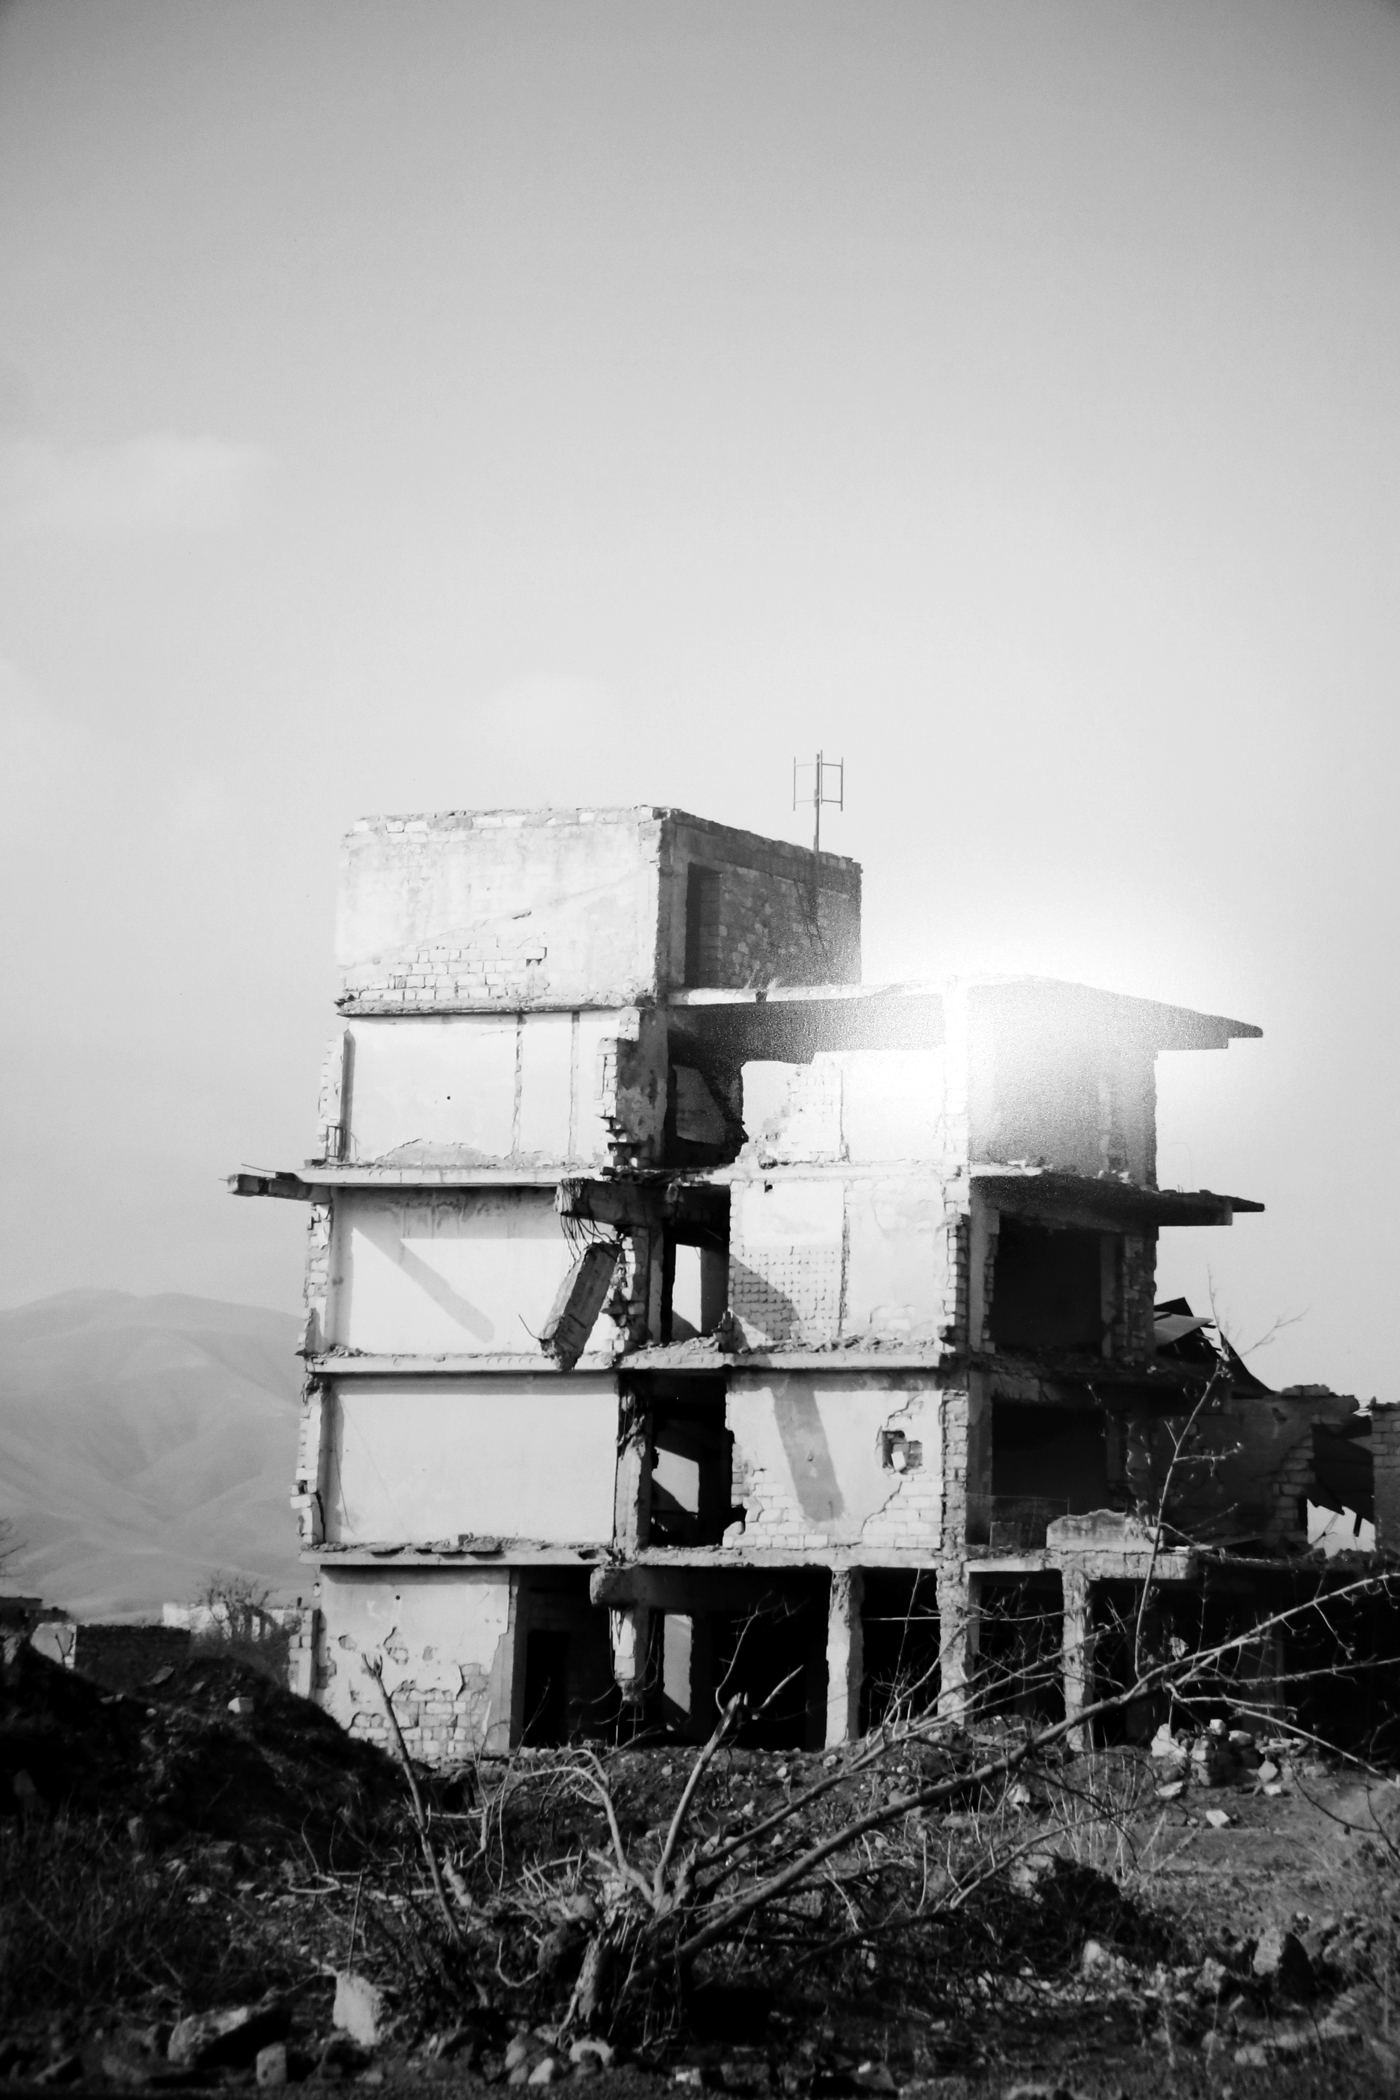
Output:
[{"xmin": 0, "ymin": 431, "xmax": 276, "ymax": 535}]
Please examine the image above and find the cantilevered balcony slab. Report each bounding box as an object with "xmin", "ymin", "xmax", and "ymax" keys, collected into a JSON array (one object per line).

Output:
[{"xmin": 971, "ymin": 1166, "xmax": 1263, "ymax": 1230}]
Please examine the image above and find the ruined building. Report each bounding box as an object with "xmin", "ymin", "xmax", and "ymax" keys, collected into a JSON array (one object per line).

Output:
[{"xmin": 233, "ymin": 807, "xmax": 1376, "ymax": 1758}]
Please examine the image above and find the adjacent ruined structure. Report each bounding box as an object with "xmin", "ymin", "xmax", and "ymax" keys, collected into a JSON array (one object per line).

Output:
[{"xmin": 234, "ymin": 806, "xmax": 1370, "ymax": 1758}]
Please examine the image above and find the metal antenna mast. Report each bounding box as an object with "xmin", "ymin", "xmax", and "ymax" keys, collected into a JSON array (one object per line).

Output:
[{"xmin": 792, "ymin": 751, "xmax": 845, "ymax": 856}]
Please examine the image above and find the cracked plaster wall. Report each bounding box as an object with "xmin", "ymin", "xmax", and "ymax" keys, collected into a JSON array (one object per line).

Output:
[
  {"xmin": 728, "ymin": 1172, "xmax": 957, "ymax": 1349},
  {"xmin": 727, "ymin": 1373, "xmax": 943, "ymax": 1550},
  {"xmin": 336, "ymin": 810, "xmax": 666, "ymax": 1010},
  {"xmin": 315, "ymin": 1567, "xmax": 515, "ymax": 1758}
]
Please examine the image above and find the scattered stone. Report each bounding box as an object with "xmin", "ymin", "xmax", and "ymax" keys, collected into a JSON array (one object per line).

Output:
[
  {"xmin": 556, "ymin": 1893, "xmax": 599, "ymax": 1925},
  {"xmin": 1080, "ymin": 1940, "xmax": 1113, "ymax": 1976},
  {"xmin": 1191, "ymin": 1956, "xmax": 1228, "ymax": 2000},
  {"xmin": 256, "ymin": 2043, "xmax": 289, "ymax": 2088},
  {"xmin": 856, "ymin": 2064, "xmax": 897, "ymax": 2091},
  {"xmin": 228, "ymin": 1695, "xmax": 256, "ymax": 1716},
  {"xmin": 1203, "ymin": 1809, "xmax": 1232, "ymax": 1829},
  {"xmin": 168, "ymin": 2003, "xmax": 291, "ymax": 2070},
  {"xmin": 333, "ymin": 1972, "xmax": 386, "ymax": 2048},
  {"xmin": 1155, "ymin": 1781, "xmax": 1185, "ymax": 1800},
  {"xmin": 569, "ymin": 2041, "xmax": 615, "ymax": 2072},
  {"xmin": 101, "ymin": 2039, "xmax": 163, "ymax": 2087},
  {"xmin": 505, "ymin": 2036, "xmax": 535, "ymax": 2071},
  {"xmin": 527, "ymin": 2057, "xmax": 562, "ymax": 2085},
  {"xmin": 1252, "ymin": 1926, "xmax": 1316, "ymax": 2000}
]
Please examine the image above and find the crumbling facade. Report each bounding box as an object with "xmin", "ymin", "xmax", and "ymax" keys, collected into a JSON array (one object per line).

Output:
[{"xmin": 234, "ymin": 806, "xmax": 1366, "ymax": 1758}]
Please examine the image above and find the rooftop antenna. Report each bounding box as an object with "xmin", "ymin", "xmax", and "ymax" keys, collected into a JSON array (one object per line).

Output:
[{"xmin": 792, "ymin": 751, "xmax": 844, "ymax": 856}]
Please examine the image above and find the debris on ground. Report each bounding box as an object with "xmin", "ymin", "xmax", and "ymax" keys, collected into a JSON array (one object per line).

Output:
[{"xmin": 4, "ymin": 1635, "xmax": 1400, "ymax": 2096}]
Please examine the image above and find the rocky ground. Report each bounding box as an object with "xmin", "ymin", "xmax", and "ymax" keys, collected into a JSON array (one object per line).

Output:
[{"xmin": 4, "ymin": 1637, "xmax": 1400, "ymax": 2099}]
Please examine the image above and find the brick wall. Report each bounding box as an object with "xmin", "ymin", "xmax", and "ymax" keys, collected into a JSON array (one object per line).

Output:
[
  {"xmin": 670, "ymin": 857, "xmax": 860, "ymax": 991},
  {"xmin": 727, "ymin": 1383, "xmax": 946, "ymax": 1553},
  {"xmin": 1373, "ymin": 1405, "xmax": 1400, "ymax": 1554},
  {"xmin": 729, "ymin": 1239, "xmax": 844, "ymax": 1347}
]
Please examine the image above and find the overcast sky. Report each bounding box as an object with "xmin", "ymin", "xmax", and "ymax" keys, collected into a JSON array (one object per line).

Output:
[{"xmin": 1, "ymin": 0, "xmax": 1397, "ymax": 1394}]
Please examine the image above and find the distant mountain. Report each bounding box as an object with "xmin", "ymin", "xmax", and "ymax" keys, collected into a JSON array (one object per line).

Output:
[{"xmin": 0, "ymin": 1290, "xmax": 304, "ymax": 1619}]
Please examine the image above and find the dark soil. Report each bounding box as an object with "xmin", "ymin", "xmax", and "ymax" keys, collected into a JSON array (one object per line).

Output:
[{"xmin": 4, "ymin": 1643, "xmax": 1399, "ymax": 2098}]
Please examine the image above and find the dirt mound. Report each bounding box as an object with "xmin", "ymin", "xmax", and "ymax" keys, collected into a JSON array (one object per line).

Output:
[{"xmin": 0, "ymin": 1636, "xmax": 395, "ymax": 1840}]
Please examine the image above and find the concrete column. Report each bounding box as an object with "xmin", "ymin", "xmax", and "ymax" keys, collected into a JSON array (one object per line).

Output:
[
  {"xmin": 936, "ymin": 1565, "xmax": 974, "ymax": 1724},
  {"xmin": 485, "ymin": 1574, "xmax": 525, "ymax": 1754},
  {"xmin": 612, "ymin": 1400, "xmax": 651, "ymax": 1554},
  {"xmin": 824, "ymin": 1569, "xmax": 865, "ymax": 1746},
  {"xmin": 1060, "ymin": 1565, "xmax": 1093, "ymax": 1751},
  {"xmin": 609, "ymin": 1605, "xmax": 652, "ymax": 1709}
]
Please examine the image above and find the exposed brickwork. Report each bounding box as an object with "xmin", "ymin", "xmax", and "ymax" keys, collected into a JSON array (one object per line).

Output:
[
  {"xmin": 302, "ymin": 1204, "xmax": 332, "ymax": 1354},
  {"xmin": 728, "ymin": 1388, "xmax": 944, "ymax": 1553},
  {"xmin": 597, "ymin": 1009, "xmax": 667, "ymax": 1168},
  {"xmin": 729, "ymin": 1244, "xmax": 844, "ymax": 1347},
  {"xmin": 675, "ymin": 859, "xmax": 859, "ymax": 991},
  {"xmin": 339, "ymin": 1677, "xmax": 496, "ymax": 1761},
  {"xmin": 1117, "ymin": 1231, "xmax": 1157, "ymax": 1361},
  {"xmin": 351, "ymin": 932, "xmax": 552, "ymax": 1009},
  {"xmin": 1372, "ymin": 1405, "xmax": 1400, "ymax": 1554}
]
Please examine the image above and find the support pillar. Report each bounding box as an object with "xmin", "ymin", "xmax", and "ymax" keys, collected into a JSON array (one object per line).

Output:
[
  {"xmin": 936, "ymin": 1565, "xmax": 974, "ymax": 1725},
  {"xmin": 824, "ymin": 1568, "xmax": 864, "ymax": 1746},
  {"xmin": 609, "ymin": 1605, "xmax": 652, "ymax": 1711},
  {"xmin": 1061, "ymin": 1565, "xmax": 1093, "ymax": 1751}
]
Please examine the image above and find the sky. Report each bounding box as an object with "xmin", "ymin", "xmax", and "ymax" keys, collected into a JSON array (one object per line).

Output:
[{"xmin": 0, "ymin": 0, "xmax": 1397, "ymax": 1395}]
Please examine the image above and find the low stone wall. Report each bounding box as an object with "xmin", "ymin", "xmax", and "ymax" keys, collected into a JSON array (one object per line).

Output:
[{"xmin": 71, "ymin": 1623, "xmax": 191, "ymax": 1692}]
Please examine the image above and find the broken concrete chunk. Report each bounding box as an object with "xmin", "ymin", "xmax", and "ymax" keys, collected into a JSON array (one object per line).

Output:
[
  {"xmin": 333, "ymin": 1971, "xmax": 386, "ymax": 2047},
  {"xmin": 255, "ymin": 2043, "xmax": 289, "ymax": 2088},
  {"xmin": 1252, "ymin": 1926, "xmax": 1316, "ymax": 1999},
  {"xmin": 569, "ymin": 2040, "xmax": 616, "ymax": 2071},
  {"xmin": 168, "ymin": 2002, "xmax": 290, "ymax": 2070},
  {"xmin": 1203, "ymin": 1809, "xmax": 1232, "ymax": 1828}
]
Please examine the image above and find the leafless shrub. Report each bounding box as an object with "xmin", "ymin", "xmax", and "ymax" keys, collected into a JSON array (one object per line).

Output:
[{"xmin": 189, "ymin": 1571, "xmax": 290, "ymax": 1683}]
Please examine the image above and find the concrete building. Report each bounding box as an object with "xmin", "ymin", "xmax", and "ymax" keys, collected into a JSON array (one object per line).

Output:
[{"xmin": 234, "ymin": 806, "xmax": 1362, "ymax": 1758}]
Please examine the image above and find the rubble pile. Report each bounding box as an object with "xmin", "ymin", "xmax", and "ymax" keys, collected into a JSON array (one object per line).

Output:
[
  {"xmin": 3, "ymin": 1642, "xmax": 1399, "ymax": 2096},
  {"xmin": 0, "ymin": 1634, "xmax": 393, "ymax": 1842}
]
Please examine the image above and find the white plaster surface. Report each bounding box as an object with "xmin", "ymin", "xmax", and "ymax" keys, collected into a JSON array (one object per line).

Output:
[
  {"xmin": 329, "ymin": 1189, "xmax": 598, "ymax": 1354},
  {"xmin": 324, "ymin": 1374, "xmax": 618, "ymax": 1542},
  {"xmin": 348, "ymin": 1016, "xmax": 516, "ymax": 1161},
  {"xmin": 735, "ymin": 1178, "xmax": 845, "ymax": 1246},
  {"xmin": 336, "ymin": 810, "xmax": 664, "ymax": 1007},
  {"xmin": 344, "ymin": 1012, "xmax": 615, "ymax": 1166},
  {"xmin": 842, "ymin": 1174, "xmax": 951, "ymax": 1340},
  {"xmin": 835, "ymin": 1050, "xmax": 946, "ymax": 1161}
]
